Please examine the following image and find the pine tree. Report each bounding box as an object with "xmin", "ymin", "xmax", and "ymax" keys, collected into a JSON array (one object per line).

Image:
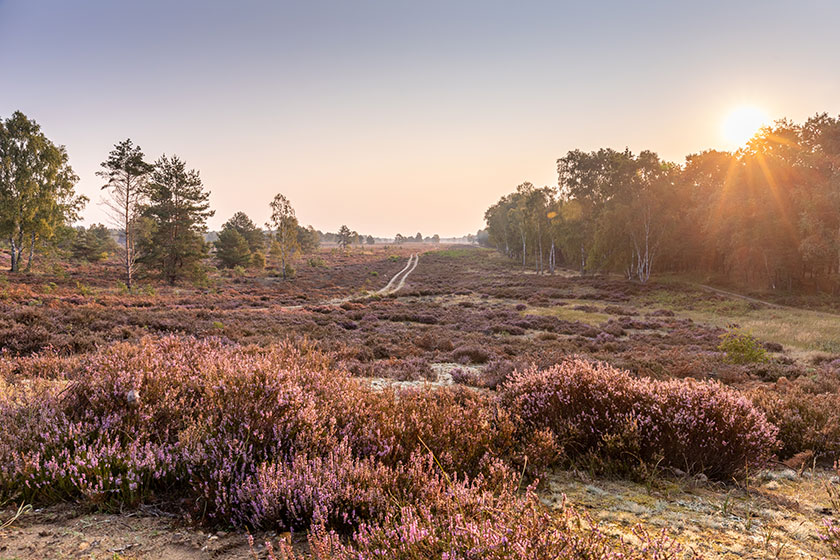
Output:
[
  {"xmin": 214, "ymin": 227, "xmax": 251, "ymax": 268},
  {"xmin": 139, "ymin": 155, "xmax": 213, "ymax": 284}
]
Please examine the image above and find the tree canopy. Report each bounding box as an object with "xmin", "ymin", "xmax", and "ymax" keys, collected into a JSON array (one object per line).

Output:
[
  {"xmin": 484, "ymin": 113, "xmax": 840, "ymax": 290},
  {"xmin": 0, "ymin": 111, "xmax": 86, "ymax": 271}
]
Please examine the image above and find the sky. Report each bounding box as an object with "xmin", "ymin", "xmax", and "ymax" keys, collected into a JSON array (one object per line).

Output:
[{"xmin": 1, "ymin": 1, "xmax": 839, "ymax": 237}]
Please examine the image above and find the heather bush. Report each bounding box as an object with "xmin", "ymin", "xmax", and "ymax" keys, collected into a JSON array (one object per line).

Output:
[
  {"xmin": 750, "ymin": 379, "xmax": 840, "ymax": 460},
  {"xmin": 501, "ymin": 358, "xmax": 779, "ymax": 479},
  {"xmin": 0, "ymin": 336, "xmax": 520, "ymax": 526},
  {"xmin": 452, "ymin": 344, "xmax": 491, "ymax": 364},
  {"xmin": 234, "ymin": 442, "xmax": 396, "ymax": 531}
]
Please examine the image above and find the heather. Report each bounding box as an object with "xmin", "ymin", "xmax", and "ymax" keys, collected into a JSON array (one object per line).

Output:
[
  {"xmin": 0, "ymin": 335, "xmax": 699, "ymax": 557},
  {"xmin": 750, "ymin": 371, "xmax": 840, "ymax": 460},
  {"xmin": 3, "ymin": 247, "xmax": 840, "ymax": 557},
  {"xmin": 0, "ymin": 337, "xmax": 518, "ymax": 522},
  {"xmin": 501, "ymin": 359, "xmax": 779, "ymax": 479},
  {"xmin": 258, "ymin": 478, "xmax": 687, "ymax": 560}
]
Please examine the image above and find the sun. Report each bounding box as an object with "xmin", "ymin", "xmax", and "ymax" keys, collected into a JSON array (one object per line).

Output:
[{"xmin": 722, "ymin": 105, "xmax": 770, "ymax": 148}]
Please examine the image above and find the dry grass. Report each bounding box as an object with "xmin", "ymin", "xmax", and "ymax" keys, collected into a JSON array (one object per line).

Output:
[
  {"xmin": 633, "ymin": 288, "xmax": 840, "ymax": 353},
  {"xmin": 523, "ymin": 302, "xmax": 611, "ymax": 325}
]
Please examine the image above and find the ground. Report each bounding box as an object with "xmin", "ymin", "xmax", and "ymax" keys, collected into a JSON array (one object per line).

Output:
[{"xmin": 1, "ymin": 245, "xmax": 839, "ymax": 559}]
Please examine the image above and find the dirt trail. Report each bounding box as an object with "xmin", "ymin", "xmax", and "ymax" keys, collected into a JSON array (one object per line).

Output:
[
  {"xmin": 697, "ymin": 283, "xmax": 840, "ymax": 318},
  {"xmin": 376, "ymin": 253, "xmax": 418, "ymax": 296},
  {"xmin": 279, "ymin": 254, "xmax": 420, "ymax": 311}
]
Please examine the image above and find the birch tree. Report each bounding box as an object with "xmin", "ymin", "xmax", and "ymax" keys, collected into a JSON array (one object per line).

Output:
[
  {"xmin": 0, "ymin": 111, "xmax": 85, "ymax": 272},
  {"xmin": 267, "ymin": 194, "xmax": 299, "ymax": 280}
]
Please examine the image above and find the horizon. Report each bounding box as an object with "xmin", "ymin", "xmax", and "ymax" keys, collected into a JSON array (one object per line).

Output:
[{"xmin": 2, "ymin": 0, "xmax": 839, "ymax": 237}]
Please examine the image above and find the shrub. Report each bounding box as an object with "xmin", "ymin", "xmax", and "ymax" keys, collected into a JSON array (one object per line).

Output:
[
  {"xmin": 750, "ymin": 380, "xmax": 840, "ymax": 460},
  {"xmin": 718, "ymin": 330, "xmax": 768, "ymax": 364},
  {"xmin": 75, "ymin": 281, "xmax": 94, "ymax": 297},
  {"xmin": 250, "ymin": 252, "xmax": 266, "ymax": 269},
  {"xmin": 501, "ymin": 358, "xmax": 779, "ymax": 479},
  {"xmin": 452, "ymin": 344, "xmax": 491, "ymax": 364},
  {"xmin": 0, "ymin": 337, "xmax": 514, "ymax": 522}
]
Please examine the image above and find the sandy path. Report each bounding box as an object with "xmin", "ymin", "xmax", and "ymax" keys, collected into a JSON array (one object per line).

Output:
[
  {"xmin": 278, "ymin": 254, "xmax": 420, "ymax": 311},
  {"xmin": 376, "ymin": 253, "xmax": 417, "ymax": 296}
]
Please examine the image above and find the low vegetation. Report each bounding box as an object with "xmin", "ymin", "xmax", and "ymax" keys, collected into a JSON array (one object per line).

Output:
[{"xmin": 1, "ymin": 243, "xmax": 840, "ymax": 557}]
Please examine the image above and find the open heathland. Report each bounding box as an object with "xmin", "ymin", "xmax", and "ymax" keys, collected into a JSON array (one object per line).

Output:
[{"xmin": 2, "ymin": 245, "xmax": 840, "ymax": 559}]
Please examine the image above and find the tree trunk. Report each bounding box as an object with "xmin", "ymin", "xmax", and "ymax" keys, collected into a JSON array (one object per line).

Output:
[
  {"xmin": 579, "ymin": 245, "xmax": 586, "ymax": 275},
  {"xmin": 125, "ymin": 196, "xmax": 133, "ymax": 290},
  {"xmin": 549, "ymin": 241, "xmax": 555, "ymax": 274},
  {"xmin": 9, "ymin": 238, "xmax": 17, "ymax": 272},
  {"xmin": 26, "ymin": 232, "xmax": 35, "ymax": 271}
]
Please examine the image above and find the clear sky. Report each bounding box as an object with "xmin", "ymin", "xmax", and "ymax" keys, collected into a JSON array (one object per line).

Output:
[{"xmin": 1, "ymin": 1, "xmax": 839, "ymax": 237}]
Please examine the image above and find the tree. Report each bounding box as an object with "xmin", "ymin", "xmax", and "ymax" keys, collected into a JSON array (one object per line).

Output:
[
  {"xmin": 0, "ymin": 111, "xmax": 86, "ymax": 271},
  {"xmin": 214, "ymin": 227, "xmax": 251, "ymax": 269},
  {"xmin": 366, "ymin": 235, "xmax": 375, "ymax": 245},
  {"xmin": 394, "ymin": 233, "xmax": 405, "ymax": 244},
  {"xmin": 414, "ymin": 232, "xmax": 423, "ymax": 242},
  {"xmin": 71, "ymin": 224, "xmax": 118, "ymax": 262},
  {"xmin": 337, "ymin": 225, "xmax": 353, "ymax": 249},
  {"xmin": 297, "ymin": 225, "xmax": 320, "ymax": 253},
  {"xmin": 223, "ymin": 211, "xmax": 265, "ymax": 254},
  {"xmin": 139, "ymin": 155, "xmax": 213, "ymax": 285},
  {"xmin": 98, "ymin": 139, "xmax": 153, "ymax": 289},
  {"xmin": 267, "ymin": 194, "xmax": 298, "ymax": 280},
  {"xmin": 432, "ymin": 233, "xmax": 440, "ymax": 244}
]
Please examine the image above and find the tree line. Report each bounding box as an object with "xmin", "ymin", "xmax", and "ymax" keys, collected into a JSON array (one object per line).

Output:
[
  {"xmin": 0, "ymin": 111, "xmax": 383, "ymax": 285},
  {"xmin": 483, "ymin": 113, "xmax": 840, "ymax": 291}
]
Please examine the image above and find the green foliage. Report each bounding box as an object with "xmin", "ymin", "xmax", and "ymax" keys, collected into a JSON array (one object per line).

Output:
[
  {"xmin": 267, "ymin": 194, "xmax": 299, "ymax": 280},
  {"xmin": 718, "ymin": 331, "xmax": 768, "ymax": 364},
  {"xmin": 308, "ymin": 256, "xmax": 325, "ymax": 267},
  {"xmin": 214, "ymin": 227, "xmax": 251, "ymax": 269},
  {"xmin": 138, "ymin": 155, "xmax": 214, "ymax": 285},
  {"xmin": 75, "ymin": 282, "xmax": 94, "ymax": 297},
  {"xmin": 71, "ymin": 224, "xmax": 118, "ymax": 262},
  {"xmin": 0, "ymin": 111, "xmax": 87, "ymax": 272},
  {"xmin": 221, "ymin": 211, "xmax": 264, "ymax": 254},
  {"xmin": 297, "ymin": 224, "xmax": 320, "ymax": 253},
  {"xmin": 250, "ymin": 251, "xmax": 265, "ymax": 270}
]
